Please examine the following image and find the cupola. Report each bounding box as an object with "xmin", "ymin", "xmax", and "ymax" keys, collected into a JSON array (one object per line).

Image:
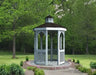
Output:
[{"xmin": 45, "ymin": 15, "xmax": 54, "ymax": 23}]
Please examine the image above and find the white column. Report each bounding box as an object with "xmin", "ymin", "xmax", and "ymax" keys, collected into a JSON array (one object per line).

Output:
[
  {"xmin": 34, "ymin": 31, "xmax": 38, "ymax": 63},
  {"xmin": 45, "ymin": 30, "xmax": 48, "ymax": 65},
  {"xmin": 57, "ymin": 31, "xmax": 60, "ymax": 65},
  {"xmin": 63, "ymin": 32, "xmax": 65, "ymax": 50},
  {"xmin": 63, "ymin": 32, "xmax": 65, "ymax": 61},
  {"xmin": 50, "ymin": 33, "xmax": 53, "ymax": 61}
]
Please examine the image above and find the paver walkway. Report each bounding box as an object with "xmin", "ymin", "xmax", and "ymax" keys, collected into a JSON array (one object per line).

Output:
[
  {"xmin": 44, "ymin": 68, "xmax": 88, "ymax": 75},
  {"xmin": 25, "ymin": 68, "xmax": 88, "ymax": 75},
  {"xmin": 25, "ymin": 70, "xmax": 34, "ymax": 75}
]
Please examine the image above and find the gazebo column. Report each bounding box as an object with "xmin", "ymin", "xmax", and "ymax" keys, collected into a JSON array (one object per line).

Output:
[
  {"xmin": 45, "ymin": 30, "xmax": 48, "ymax": 65},
  {"xmin": 50, "ymin": 33, "xmax": 53, "ymax": 61},
  {"xmin": 63, "ymin": 32, "xmax": 65, "ymax": 61},
  {"xmin": 34, "ymin": 31, "xmax": 38, "ymax": 63},
  {"xmin": 57, "ymin": 31, "xmax": 60, "ymax": 65}
]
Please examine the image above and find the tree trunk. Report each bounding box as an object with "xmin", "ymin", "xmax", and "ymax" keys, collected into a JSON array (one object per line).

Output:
[
  {"xmin": 86, "ymin": 36, "xmax": 89, "ymax": 54},
  {"xmin": 12, "ymin": 19, "xmax": 16, "ymax": 58},
  {"xmin": 72, "ymin": 49, "xmax": 75, "ymax": 55},
  {"xmin": 12, "ymin": 34, "xmax": 16, "ymax": 58}
]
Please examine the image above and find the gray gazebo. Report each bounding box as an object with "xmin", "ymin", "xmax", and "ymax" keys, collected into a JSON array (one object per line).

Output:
[{"xmin": 33, "ymin": 15, "xmax": 67, "ymax": 65}]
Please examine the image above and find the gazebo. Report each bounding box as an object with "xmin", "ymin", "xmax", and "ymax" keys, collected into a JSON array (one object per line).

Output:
[{"xmin": 33, "ymin": 15, "xmax": 67, "ymax": 65}]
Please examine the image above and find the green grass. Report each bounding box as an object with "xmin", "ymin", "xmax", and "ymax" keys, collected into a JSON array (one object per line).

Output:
[
  {"xmin": 0, "ymin": 51, "xmax": 34, "ymax": 65},
  {"xmin": 65, "ymin": 55, "xmax": 96, "ymax": 68},
  {"xmin": 0, "ymin": 51, "xmax": 96, "ymax": 68}
]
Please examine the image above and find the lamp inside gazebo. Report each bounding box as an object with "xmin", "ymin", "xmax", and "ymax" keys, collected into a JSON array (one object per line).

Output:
[{"xmin": 33, "ymin": 15, "xmax": 67, "ymax": 66}]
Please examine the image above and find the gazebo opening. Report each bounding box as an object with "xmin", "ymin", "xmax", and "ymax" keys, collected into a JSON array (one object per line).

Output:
[{"xmin": 33, "ymin": 15, "xmax": 67, "ymax": 65}]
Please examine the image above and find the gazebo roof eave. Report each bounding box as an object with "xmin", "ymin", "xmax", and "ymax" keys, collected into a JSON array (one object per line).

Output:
[{"xmin": 33, "ymin": 27, "xmax": 67, "ymax": 31}]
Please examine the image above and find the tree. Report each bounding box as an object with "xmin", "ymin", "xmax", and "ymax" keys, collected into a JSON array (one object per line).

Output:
[
  {"xmin": 0, "ymin": 0, "xmax": 55, "ymax": 58},
  {"xmin": 54, "ymin": 0, "xmax": 96, "ymax": 54}
]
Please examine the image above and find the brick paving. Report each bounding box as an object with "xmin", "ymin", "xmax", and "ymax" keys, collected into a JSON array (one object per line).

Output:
[
  {"xmin": 25, "ymin": 70, "xmax": 34, "ymax": 75},
  {"xmin": 44, "ymin": 68, "xmax": 88, "ymax": 75}
]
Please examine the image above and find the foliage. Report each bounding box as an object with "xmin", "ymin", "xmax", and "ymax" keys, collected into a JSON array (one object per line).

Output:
[
  {"xmin": 20, "ymin": 61, "xmax": 23, "ymax": 66},
  {"xmin": 0, "ymin": 0, "xmax": 55, "ymax": 57},
  {"xmin": 26, "ymin": 56, "xmax": 29, "ymax": 61},
  {"xmin": 0, "ymin": 65, "xmax": 10, "ymax": 75},
  {"xmin": 76, "ymin": 60, "xmax": 80, "ymax": 64},
  {"xmin": 34, "ymin": 68, "xmax": 45, "ymax": 75},
  {"xmin": 87, "ymin": 69, "xmax": 92, "ymax": 75},
  {"xmin": 93, "ymin": 71, "xmax": 96, "ymax": 75},
  {"xmin": 78, "ymin": 66, "xmax": 88, "ymax": 73},
  {"xmin": 10, "ymin": 63, "xmax": 24, "ymax": 75},
  {"xmin": 27, "ymin": 66, "xmax": 34, "ymax": 70},
  {"xmin": 90, "ymin": 62, "xmax": 96, "ymax": 69},
  {"xmin": 73, "ymin": 59, "xmax": 75, "ymax": 62},
  {"xmin": 76, "ymin": 65, "xmax": 92, "ymax": 75},
  {"xmin": 75, "ymin": 64, "xmax": 81, "ymax": 69},
  {"xmin": 0, "ymin": 64, "xmax": 24, "ymax": 75},
  {"xmin": 33, "ymin": 67, "xmax": 38, "ymax": 72}
]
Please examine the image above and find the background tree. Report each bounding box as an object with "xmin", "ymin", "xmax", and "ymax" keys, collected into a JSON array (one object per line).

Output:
[{"xmin": 0, "ymin": 0, "xmax": 55, "ymax": 58}]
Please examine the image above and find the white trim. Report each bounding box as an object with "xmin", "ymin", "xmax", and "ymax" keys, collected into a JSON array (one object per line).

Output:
[
  {"xmin": 60, "ymin": 50, "xmax": 64, "ymax": 52},
  {"xmin": 34, "ymin": 27, "xmax": 67, "ymax": 31},
  {"xmin": 60, "ymin": 61, "xmax": 65, "ymax": 64}
]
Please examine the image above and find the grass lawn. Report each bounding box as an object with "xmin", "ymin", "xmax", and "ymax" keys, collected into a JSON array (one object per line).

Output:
[
  {"xmin": 0, "ymin": 52, "xmax": 96, "ymax": 68},
  {"xmin": 66, "ymin": 55, "xmax": 96, "ymax": 68}
]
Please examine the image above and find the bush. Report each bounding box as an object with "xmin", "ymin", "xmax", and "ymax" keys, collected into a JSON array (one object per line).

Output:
[
  {"xmin": 92, "ymin": 71, "xmax": 96, "ymax": 75},
  {"xmin": 76, "ymin": 60, "xmax": 80, "ymax": 64},
  {"xmin": 0, "ymin": 64, "xmax": 24, "ymax": 75},
  {"xmin": 86, "ymin": 68, "xmax": 92, "ymax": 75},
  {"xmin": 33, "ymin": 67, "xmax": 38, "ymax": 72},
  {"xmin": 78, "ymin": 66, "xmax": 88, "ymax": 73},
  {"xmin": 73, "ymin": 59, "xmax": 75, "ymax": 62},
  {"xmin": 90, "ymin": 62, "xmax": 96, "ymax": 69},
  {"xmin": 27, "ymin": 66, "xmax": 34, "ymax": 70},
  {"xmin": 75, "ymin": 65, "xmax": 81, "ymax": 69},
  {"xmin": 34, "ymin": 68, "xmax": 45, "ymax": 75},
  {"xmin": 20, "ymin": 61, "xmax": 23, "ymax": 66},
  {"xmin": 26, "ymin": 56, "xmax": 29, "ymax": 61},
  {"xmin": 0, "ymin": 64, "xmax": 10, "ymax": 75},
  {"xmin": 10, "ymin": 63, "xmax": 24, "ymax": 75}
]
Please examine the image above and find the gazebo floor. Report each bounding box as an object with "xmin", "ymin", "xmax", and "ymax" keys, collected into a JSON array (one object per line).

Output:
[{"xmin": 24, "ymin": 60, "xmax": 74, "ymax": 70}]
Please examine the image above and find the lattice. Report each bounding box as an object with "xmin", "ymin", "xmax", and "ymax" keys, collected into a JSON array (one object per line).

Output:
[
  {"xmin": 60, "ymin": 52, "xmax": 64, "ymax": 62},
  {"xmin": 36, "ymin": 51, "xmax": 45, "ymax": 63}
]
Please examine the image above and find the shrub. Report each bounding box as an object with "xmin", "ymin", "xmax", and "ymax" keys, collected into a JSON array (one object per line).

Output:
[
  {"xmin": 33, "ymin": 67, "xmax": 38, "ymax": 72},
  {"xmin": 73, "ymin": 59, "xmax": 75, "ymax": 62},
  {"xmin": 27, "ymin": 66, "xmax": 34, "ymax": 70},
  {"xmin": 26, "ymin": 56, "xmax": 29, "ymax": 61},
  {"xmin": 0, "ymin": 64, "xmax": 9, "ymax": 75},
  {"xmin": 34, "ymin": 68, "xmax": 45, "ymax": 75},
  {"xmin": 90, "ymin": 62, "xmax": 96, "ymax": 69},
  {"xmin": 86, "ymin": 68, "xmax": 92, "ymax": 75},
  {"xmin": 78, "ymin": 66, "xmax": 88, "ymax": 73},
  {"xmin": 0, "ymin": 64, "xmax": 24, "ymax": 75},
  {"xmin": 76, "ymin": 60, "xmax": 80, "ymax": 64},
  {"xmin": 20, "ymin": 61, "xmax": 23, "ymax": 66},
  {"xmin": 10, "ymin": 63, "xmax": 24, "ymax": 75},
  {"xmin": 92, "ymin": 71, "xmax": 96, "ymax": 75},
  {"xmin": 75, "ymin": 64, "xmax": 81, "ymax": 69}
]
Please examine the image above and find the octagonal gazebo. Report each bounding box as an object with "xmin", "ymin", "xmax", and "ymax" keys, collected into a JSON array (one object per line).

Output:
[{"xmin": 33, "ymin": 15, "xmax": 67, "ymax": 65}]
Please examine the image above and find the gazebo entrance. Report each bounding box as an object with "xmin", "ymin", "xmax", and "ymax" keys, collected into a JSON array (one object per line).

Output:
[{"xmin": 33, "ymin": 15, "xmax": 66, "ymax": 65}]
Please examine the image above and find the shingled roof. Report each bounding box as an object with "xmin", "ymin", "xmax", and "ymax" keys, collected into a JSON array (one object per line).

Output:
[
  {"xmin": 35, "ymin": 23, "xmax": 65, "ymax": 28},
  {"xmin": 45, "ymin": 15, "xmax": 53, "ymax": 18}
]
